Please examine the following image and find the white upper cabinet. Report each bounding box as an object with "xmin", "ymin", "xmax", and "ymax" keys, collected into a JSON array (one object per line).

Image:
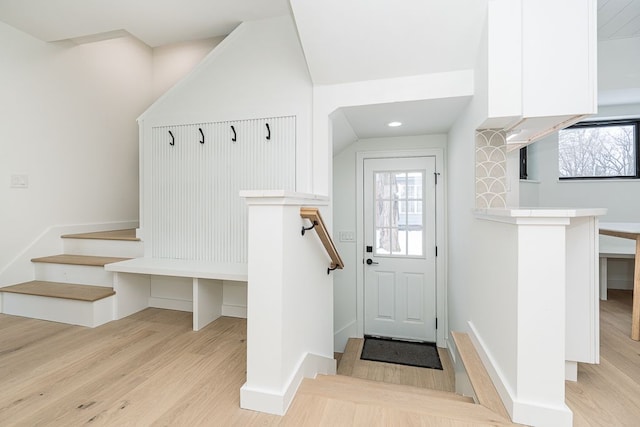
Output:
[{"xmin": 485, "ymin": 0, "xmax": 597, "ymax": 148}]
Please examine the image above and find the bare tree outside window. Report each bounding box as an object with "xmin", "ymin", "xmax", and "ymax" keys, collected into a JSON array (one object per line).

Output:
[{"xmin": 559, "ymin": 122, "xmax": 637, "ymax": 179}]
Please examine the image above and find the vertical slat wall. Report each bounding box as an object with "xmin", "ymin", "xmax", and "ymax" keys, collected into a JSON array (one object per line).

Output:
[{"xmin": 151, "ymin": 116, "xmax": 296, "ymax": 263}]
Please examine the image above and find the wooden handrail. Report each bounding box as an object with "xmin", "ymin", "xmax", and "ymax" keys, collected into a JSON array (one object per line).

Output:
[{"xmin": 300, "ymin": 207, "xmax": 345, "ymax": 273}]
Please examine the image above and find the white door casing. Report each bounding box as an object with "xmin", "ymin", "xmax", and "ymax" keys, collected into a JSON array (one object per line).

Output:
[{"xmin": 363, "ymin": 156, "xmax": 437, "ymax": 342}]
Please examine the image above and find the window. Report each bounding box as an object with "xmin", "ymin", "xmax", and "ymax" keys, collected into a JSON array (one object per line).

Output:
[
  {"xmin": 374, "ymin": 170, "xmax": 424, "ymax": 256},
  {"xmin": 519, "ymin": 147, "xmax": 528, "ymax": 180},
  {"xmin": 558, "ymin": 119, "xmax": 640, "ymax": 179}
]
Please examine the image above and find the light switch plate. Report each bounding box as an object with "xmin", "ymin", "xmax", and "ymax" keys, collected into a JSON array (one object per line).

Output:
[
  {"xmin": 10, "ymin": 174, "xmax": 28, "ymax": 189},
  {"xmin": 339, "ymin": 231, "xmax": 355, "ymax": 242}
]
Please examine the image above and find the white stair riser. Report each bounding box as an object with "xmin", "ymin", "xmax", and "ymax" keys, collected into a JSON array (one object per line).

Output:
[
  {"xmin": 63, "ymin": 239, "xmax": 143, "ymax": 258},
  {"xmin": 2, "ymin": 293, "xmax": 114, "ymax": 327},
  {"xmin": 34, "ymin": 263, "xmax": 114, "ymax": 287}
]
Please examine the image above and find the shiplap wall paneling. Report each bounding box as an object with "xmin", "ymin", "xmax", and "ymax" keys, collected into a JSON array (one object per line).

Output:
[{"xmin": 151, "ymin": 116, "xmax": 296, "ymax": 263}]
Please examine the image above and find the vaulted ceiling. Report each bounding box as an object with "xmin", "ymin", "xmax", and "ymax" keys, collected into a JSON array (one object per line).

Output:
[
  {"xmin": 0, "ymin": 0, "xmax": 637, "ymax": 144},
  {"xmin": 0, "ymin": 0, "xmax": 290, "ymax": 47}
]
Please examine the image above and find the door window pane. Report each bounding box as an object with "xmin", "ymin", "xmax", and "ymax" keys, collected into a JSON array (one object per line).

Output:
[{"xmin": 374, "ymin": 170, "xmax": 424, "ymax": 257}]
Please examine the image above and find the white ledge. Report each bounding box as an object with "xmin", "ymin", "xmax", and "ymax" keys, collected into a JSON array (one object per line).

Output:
[
  {"xmin": 240, "ymin": 190, "xmax": 329, "ymax": 206},
  {"xmin": 105, "ymin": 257, "xmax": 248, "ymax": 281},
  {"xmin": 475, "ymin": 207, "xmax": 607, "ymax": 225}
]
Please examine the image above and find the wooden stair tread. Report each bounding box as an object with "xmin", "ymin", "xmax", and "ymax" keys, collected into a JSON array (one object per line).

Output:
[
  {"xmin": 31, "ymin": 254, "xmax": 130, "ymax": 266},
  {"xmin": 336, "ymin": 337, "xmax": 363, "ymax": 376},
  {"xmin": 60, "ymin": 229, "xmax": 139, "ymax": 241},
  {"xmin": 451, "ymin": 332, "xmax": 511, "ymax": 420},
  {"xmin": 316, "ymin": 374, "xmax": 474, "ymax": 403},
  {"xmin": 1, "ymin": 281, "xmax": 114, "ymax": 302},
  {"xmin": 297, "ymin": 377, "xmax": 516, "ymax": 426}
]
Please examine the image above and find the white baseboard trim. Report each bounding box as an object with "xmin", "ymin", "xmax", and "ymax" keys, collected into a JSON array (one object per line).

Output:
[
  {"xmin": 565, "ymin": 360, "xmax": 578, "ymax": 382},
  {"xmin": 467, "ymin": 321, "xmax": 573, "ymax": 427},
  {"xmin": 466, "ymin": 321, "xmax": 515, "ymax": 415},
  {"xmin": 222, "ymin": 304, "xmax": 247, "ymax": 318},
  {"xmin": 148, "ymin": 297, "xmax": 192, "ymax": 312},
  {"xmin": 512, "ymin": 400, "xmax": 573, "ymax": 427},
  {"xmin": 334, "ymin": 320, "xmax": 357, "ymax": 353},
  {"xmin": 240, "ymin": 352, "xmax": 336, "ymax": 415}
]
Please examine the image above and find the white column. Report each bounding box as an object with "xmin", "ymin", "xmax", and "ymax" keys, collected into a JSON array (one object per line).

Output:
[
  {"xmin": 240, "ymin": 191, "xmax": 336, "ymax": 415},
  {"xmin": 514, "ymin": 219, "xmax": 571, "ymax": 425}
]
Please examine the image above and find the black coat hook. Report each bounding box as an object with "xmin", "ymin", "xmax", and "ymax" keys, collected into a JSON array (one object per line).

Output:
[
  {"xmin": 199, "ymin": 127, "xmax": 204, "ymax": 144},
  {"xmin": 231, "ymin": 125, "xmax": 237, "ymax": 142},
  {"xmin": 169, "ymin": 130, "xmax": 175, "ymax": 146},
  {"xmin": 265, "ymin": 123, "xmax": 271, "ymax": 140}
]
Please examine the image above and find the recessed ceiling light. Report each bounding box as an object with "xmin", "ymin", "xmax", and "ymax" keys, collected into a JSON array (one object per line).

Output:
[{"xmin": 388, "ymin": 121, "xmax": 402, "ymax": 127}]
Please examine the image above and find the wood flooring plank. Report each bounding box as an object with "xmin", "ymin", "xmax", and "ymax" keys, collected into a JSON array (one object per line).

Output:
[
  {"xmin": 0, "ymin": 328, "xmax": 162, "ymax": 424},
  {"xmin": 315, "ymin": 374, "xmax": 473, "ymax": 402},
  {"xmin": 565, "ymin": 290, "xmax": 640, "ymax": 427},
  {"xmin": 336, "ymin": 337, "xmax": 362, "ymax": 376},
  {"xmin": 0, "ymin": 291, "xmax": 636, "ymax": 426},
  {"xmin": 297, "ymin": 377, "xmax": 514, "ymax": 426}
]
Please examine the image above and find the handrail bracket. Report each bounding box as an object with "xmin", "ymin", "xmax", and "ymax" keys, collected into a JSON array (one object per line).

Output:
[
  {"xmin": 301, "ymin": 220, "xmax": 318, "ymax": 236},
  {"xmin": 300, "ymin": 207, "xmax": 345, "ymax": 275}
]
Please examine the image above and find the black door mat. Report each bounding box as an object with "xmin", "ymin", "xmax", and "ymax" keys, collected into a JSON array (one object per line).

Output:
[{"xmin": 360, "ymin": 336, "xmax": 443, "ymax": 370}]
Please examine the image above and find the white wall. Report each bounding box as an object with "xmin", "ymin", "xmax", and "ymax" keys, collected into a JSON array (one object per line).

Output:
[
  {"xmin": 0, "ymin": 23, "xmax": 154, "ymax": 284},
  {"xmin": 332, "ymin": 134, "xmax": 447, "ymax": 351},
  {"xmin": 151, "ymin": 37, "xmax": 224, "ymax": 100},
  {"xmin": 599, "ymin": 36, "xmax": 640, "ymax": 106},
  {"xmin": 136, "ymin": 15, "xmax": 312, "ymax": 308}
]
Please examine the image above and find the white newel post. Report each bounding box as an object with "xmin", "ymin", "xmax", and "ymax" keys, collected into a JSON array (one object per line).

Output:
[{"xmin": 239, "ymin": 191, "xmax": 336, "ymax": 416}]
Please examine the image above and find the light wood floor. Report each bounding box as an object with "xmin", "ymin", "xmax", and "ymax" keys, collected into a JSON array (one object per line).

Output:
[
  {"xmin": 0, "ymin": 290, "xmax": 638, "ymax": 425},
  {"xmin": 337, "ymin": 337, "xmax": 456, "ymax": 392},
  {"xmin": 566, "ymin": 289, "xmax": 640, "ymax": 427}
]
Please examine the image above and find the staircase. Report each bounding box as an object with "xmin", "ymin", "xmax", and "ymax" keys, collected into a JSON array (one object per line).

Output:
[
  {"xmin": 286, "ymin": 374, "xmax": 516, "ymax": 426},
  {"xmin": 0, "ymin": 229, "xmax": 143, "ymax": 327},
  {"xmin": 291, "ymin": 337, "xmax": 521, "ymax": 426}
]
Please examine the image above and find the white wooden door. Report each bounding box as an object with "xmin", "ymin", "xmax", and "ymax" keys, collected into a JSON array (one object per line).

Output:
[{"xmin": 363, "ymin": 157, "xmax": 437, "ymax": 342}]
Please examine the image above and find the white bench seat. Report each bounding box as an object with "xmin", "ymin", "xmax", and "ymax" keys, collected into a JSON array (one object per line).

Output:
[
  {"xmin": 106, "ymin": 258, "xmax": 247, "ymax": 331},
  {"xmin": 105, "ymin": 258, "xmax": 247, "ymax": 281}
]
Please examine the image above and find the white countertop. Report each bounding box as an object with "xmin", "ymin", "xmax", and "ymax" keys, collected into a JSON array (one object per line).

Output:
[{"xmin": 475, "ymin": 207, "xmax": 608, "ymax": 218}]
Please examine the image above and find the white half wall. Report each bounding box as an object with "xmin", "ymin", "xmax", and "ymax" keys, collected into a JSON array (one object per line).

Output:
[{"xmin": 240, "ymin": 191, "xmax": 336, "ymax": 415}]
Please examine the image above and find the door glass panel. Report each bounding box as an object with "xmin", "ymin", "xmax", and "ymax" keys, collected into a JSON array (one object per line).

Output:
[
  {"xmin": 374, "ymin": 170, "xmax": 424, "ymax": 257},
  {"xmin": 376, "ymin": 201, "xmax": 392, "ymax": 228},
  {"xmin": 394, "ymin": 229, "xmax": 407, "ymax": 255}
]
